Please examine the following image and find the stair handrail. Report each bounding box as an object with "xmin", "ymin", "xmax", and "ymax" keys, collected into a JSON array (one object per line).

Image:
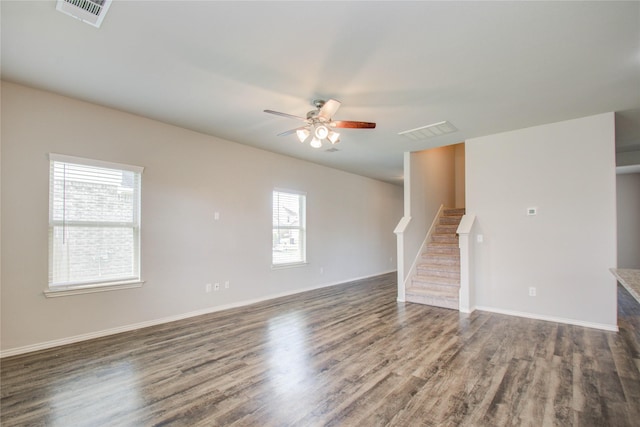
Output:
[{"xmin": 394, "ymin": 205, "xmax": 445, "ymax": 302}]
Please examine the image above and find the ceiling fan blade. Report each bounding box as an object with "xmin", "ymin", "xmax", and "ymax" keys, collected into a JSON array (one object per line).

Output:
[
  {"xmin": 318, "ymin": 99, "xmax": 341, "ymax": 121},
  {"xmin": 277, "ymin": 127, "xmax": 307, "ymax": 137},
  {"xmin": 264, "ymin": 110, "xmax": 307, "ymax": 121},
  {"xmin": 332, "ymin": 121, "xmax": 377, "ymax": 129}
]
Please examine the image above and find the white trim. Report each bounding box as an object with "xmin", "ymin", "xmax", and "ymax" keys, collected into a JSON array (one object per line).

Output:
[
  {"xmin": 1, "ymin": 271, "xmax": 396, "ymax": 358},
  {"xmin": 393, "ymin": 216, "xmax": 411, "ymax": 234},
  {"xmin": 475, "ymin": 305, "xmax": 618, "ymax": 332},
  {"xmin": 43, "ymin": 280, "xmax": 145, "ymax": 298},
  {"xmin": 273, "ymin": 187, "xmax": 307, "ymax": 196},
  {"xmin": 456, "ymin": 213, "xmax": 476, "ymax": 235},
  {"xmin": 49, "ymin": 153, "xmax": 144, "ymax": 174},
  {"xmin": 616, "ymin": 164, "xmax": 640, "ymax": 175}
]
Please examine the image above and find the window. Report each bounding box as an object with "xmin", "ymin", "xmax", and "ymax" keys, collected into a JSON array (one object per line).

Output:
[
  {"xmin": 272, "ymin": 189, "xmax": 306, "ymax": 266},
  {"xmin": 47, "ymin": 154, "xmax": 143, "ymax": 295}
]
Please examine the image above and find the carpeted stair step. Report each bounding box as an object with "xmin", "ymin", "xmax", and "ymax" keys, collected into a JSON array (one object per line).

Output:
[
  {"xmin": 431, "ymin": 233, "xmax": 459, "ymax": 244},
  {"xmin": 407, "ymin": 207, "xmax": 464, "ymax": 311},
  {"xmin": 439, "ymin": 215, "xmax": 463, "ymax": 225},
  {"xmin": 412, "ymin": 274, "xmax": 460, "ymax": 287},
  {"xmin": 421, "ymin": 253, "xmax": 460, "ymax": 266},
  {"xmin": 435, "ymin": 224, "xmax": 458, "ymax": 234},
  {"xmin": 409, "ymin": 279, "xmax": 459, "ymax": 295},
  {"xmin": 443, "ymin": 208, "xmax": 466, "ymax": 217},
  {"xmin": 405, "ymin": 287, "xmax": 458, "ymax": 310},
  {"xmin": 417, "ymin": 262, "xmax": 461, "ymax": 279},
  {"xmin": 420, "ymin": 249, "xmax": 460, "ymax": 264},
  {"xmin": 420, "ymin": 260, "xmax": 461, "ymax": 271},
  {"xmin": 425, "ymin": 243, "xmax": 460, "ymax": 256}
]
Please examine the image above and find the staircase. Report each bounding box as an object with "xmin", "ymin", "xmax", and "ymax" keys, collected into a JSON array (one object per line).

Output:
[{"xmin": 406, "ymin": 208, "xmax": 465, "ymax": 310}]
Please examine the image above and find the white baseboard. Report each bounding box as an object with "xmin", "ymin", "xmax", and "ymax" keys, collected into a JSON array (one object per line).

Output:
[
  {"xmin": 475, "ymin": 305, "xmax": 618, "ymax": 332},
  {"xmin": 459, "ymin": 306, "xmax": 476, "ymax": 314},
  {"xmin": 1, "ymin": 270, "xmax": 397, "ymax": 358}
]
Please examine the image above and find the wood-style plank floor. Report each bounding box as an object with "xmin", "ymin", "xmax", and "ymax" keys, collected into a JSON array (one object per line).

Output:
[{"xmin": 2, "ymin": 273, "xmax": 639, "ymax": 426}]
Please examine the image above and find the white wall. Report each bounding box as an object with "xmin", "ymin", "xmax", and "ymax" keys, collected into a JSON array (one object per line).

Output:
[
  {"xmin": 466, "ymin": 113, "xmax": 617, "ymax": 329},
  {"xmin": 617, "ymin": 172, "xmax": 640, "ymax": 268},
  {"xmin": 0, "ymin": 82, "xmax": 403, "ymax": 354}
]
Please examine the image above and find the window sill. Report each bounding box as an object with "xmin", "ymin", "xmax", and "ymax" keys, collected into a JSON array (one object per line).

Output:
[
  {"xmin": 43, "ymin": 280, "xmax": 145, "ymax": 298},
  {"xmin": 271, "ymin": 262, "xmax": 308, "ymax": 270}
]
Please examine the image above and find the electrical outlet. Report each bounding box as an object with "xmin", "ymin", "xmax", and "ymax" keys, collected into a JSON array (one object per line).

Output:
[
  {"xmin": 224, "ymin": 281, "xmax": 229, "ymax": 289},
  {"xmin": 529, "ymin": 287, "xmax": 536, "ymax": 297},
  {"xmin": 214, "ymin": 283, "xmax": 220, "ymax": 291},
  {"xmin": 205, "ymin": 283, "xmax": 212, "ymax": 293}
]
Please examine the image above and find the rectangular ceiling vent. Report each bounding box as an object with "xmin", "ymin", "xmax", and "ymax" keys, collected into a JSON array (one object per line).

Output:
[
  {"xmin": 56, "ymin": 0, "xmax": 112, "ymax": 28},
  {"xmin": 398, "ymin": 121, "xmax": 457, "ymax": 141}
]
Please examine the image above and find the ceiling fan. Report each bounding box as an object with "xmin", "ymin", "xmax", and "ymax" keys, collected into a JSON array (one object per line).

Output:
[{"xmin": 264, "ymin": 99, "xmax": 376, "ymax": 148}]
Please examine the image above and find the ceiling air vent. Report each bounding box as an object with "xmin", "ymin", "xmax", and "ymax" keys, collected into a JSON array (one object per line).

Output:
[
  {"xmin": 56, "ymin": 0, "xmax": 112, "ymax": 28},
  {"xmin": 398, "ymin": 121, "xmax": 457, "ymax": 141}
]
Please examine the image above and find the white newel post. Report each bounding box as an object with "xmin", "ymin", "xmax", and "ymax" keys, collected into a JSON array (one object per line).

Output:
[
  {"xmin": 394, "ymin": 216, "xmax": 411, "ymax": 302},
  {"xmin": 457, "ymin": 214, "xmax": 476, "ymax": 313}
]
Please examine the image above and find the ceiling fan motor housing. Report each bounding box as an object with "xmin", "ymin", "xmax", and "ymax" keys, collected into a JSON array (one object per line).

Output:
[{"xmin": 307, "ymin": 100, "xmax": 329, "ymax": 122}]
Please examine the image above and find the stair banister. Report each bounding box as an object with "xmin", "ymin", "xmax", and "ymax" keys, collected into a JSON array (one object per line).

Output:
[
  {"xmin": 456, "ymin": 214, "xmax": 477, "ymax": 313},
  {"xmin": 395, "ymin": 205, "xmax": 446, "ymax": 303}
]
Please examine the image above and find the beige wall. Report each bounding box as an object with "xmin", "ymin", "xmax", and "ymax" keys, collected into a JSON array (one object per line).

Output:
[
  {"xmin": 466, "ymin": 113, "xmax": 617, "ymax": 329},
  {"xmin": 0, "ymin": 82, "xmax": 403, "ymax": 354},
  {"xmin": 617, "ymin": 172, "xmax": 640, "ymax": 268},
  {"xmin": 410, "ymin": 145, "xmax": 457, "ymax": 227},
  {"xmin": 454, "ymin": 143, "xmax": 465, "ymax": 208}
]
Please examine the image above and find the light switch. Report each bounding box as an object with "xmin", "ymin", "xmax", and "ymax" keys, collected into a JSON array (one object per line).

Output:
[
  {"xmin": 477, "ymin": 234, "xmax": 484, "ymax": 243},
  {"xmin": 214, "ymin": 211, "xmax": 220, "ymax": 220}
]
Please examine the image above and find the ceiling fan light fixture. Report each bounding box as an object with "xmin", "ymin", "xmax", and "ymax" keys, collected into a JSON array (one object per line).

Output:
[
  {"xmin": 328, "ymin": 131, "xmax": 340, "ymax": 144},
  {"xmin": 296, "ymin": 128, "xmax": 310, "ymax": 143},
  {"xmin": 314, "ymin": 125, "xmax": 329, "ymax": 140},
  {"xmin": 264, "ymin": 99, "xmax": 376, "ymax": 149}
]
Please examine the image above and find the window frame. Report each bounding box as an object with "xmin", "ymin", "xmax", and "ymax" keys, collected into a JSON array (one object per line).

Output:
[
  {"xmin": 272, "ymin": 188, "xmax": 307, "ymax": 268},
  {"xmin": 45, "ymin": 153, "xmax": 144, "ymax": 297}
]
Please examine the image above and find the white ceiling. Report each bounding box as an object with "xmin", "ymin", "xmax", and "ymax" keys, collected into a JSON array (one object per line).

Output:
[{"xmin": 2, "ymin": 1, "xmax": 639, "ymax": 184}]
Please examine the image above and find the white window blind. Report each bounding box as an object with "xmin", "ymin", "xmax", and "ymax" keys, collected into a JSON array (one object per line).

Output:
[
  {"xmin": 48, "ymin": 154, "xmax": 143, "ymax": 289},
  {"xmin": 272, "ymin": 190, "xmax": 306, "ymax": 266}
]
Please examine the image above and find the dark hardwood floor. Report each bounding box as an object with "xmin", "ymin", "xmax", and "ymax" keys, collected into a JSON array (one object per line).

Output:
[{"xmin": 2, "ymin": 273, "xmax": 639, "ymax": 426}]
